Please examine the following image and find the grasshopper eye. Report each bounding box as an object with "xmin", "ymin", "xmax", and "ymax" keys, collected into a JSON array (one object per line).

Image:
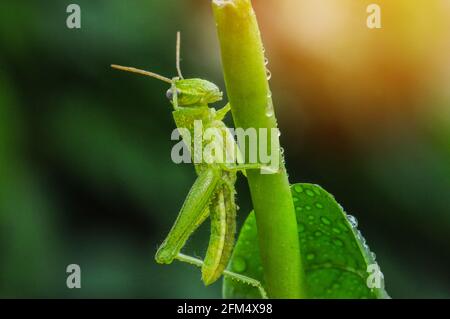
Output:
[{"xmin": 166, "ymin": 88, "xmax": 181, "ymax": 101}]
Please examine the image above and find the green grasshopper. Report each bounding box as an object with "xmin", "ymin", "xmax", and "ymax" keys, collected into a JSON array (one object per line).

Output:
[{"xmin": 112, "ymin": 33, "xmax": 267, "ymax": 297}]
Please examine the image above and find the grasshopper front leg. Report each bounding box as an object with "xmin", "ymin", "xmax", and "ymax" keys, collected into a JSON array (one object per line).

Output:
[{"xmin": 155, "ymin": 168, "xmax": 220, "ymax": 264}]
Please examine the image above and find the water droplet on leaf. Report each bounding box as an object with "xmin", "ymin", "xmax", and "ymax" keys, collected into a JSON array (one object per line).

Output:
[
  {"xmin": 306, "ymin": 190, "xmax": 315, "ymax": 197},
  {"xmin": 232, "ymin": 257, "xmax": 247, "ymax": 273},
  {"xmin": 332, "ymin": 227, "xmax": 341, "ymax": 234},
  {"xmin": 346, "ymin": 214, "xmax": 358, "ymax": 228},
  {"xmin": 294, "ymin": 185, "xmax": 303, "ymax": 193},
  {"xmin": 306, "ymin": 253, "xmax": 315, "ymax": 261},
  {"xmin": 332, "ymin": 238, "xmax": 344, "ymax": 247},
  {"xmin": 320, "ymin": 216, "xmax": 331, "ymax": 225},
  {"xmin": 298, "ymin": 223, "xmax": 305, "ymax": 233}
]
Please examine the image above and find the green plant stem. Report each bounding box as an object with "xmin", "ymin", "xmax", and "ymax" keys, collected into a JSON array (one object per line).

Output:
[{"xmin": 212, "ymin": 0, "xmax": 305, "ymax": 298}]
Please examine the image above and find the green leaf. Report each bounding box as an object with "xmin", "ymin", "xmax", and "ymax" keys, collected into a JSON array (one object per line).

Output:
[{"xmin": 223, "ymin": 183, "xmax": 389, "ymax": 299}]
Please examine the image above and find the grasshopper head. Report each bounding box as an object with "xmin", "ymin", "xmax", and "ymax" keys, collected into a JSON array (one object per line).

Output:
[
  {"xmin": 112, "ymin": 33, "xmax": 223, "ymax": 107},
  {"xmin": 166, "ymin": 78, "xmax": 223, "ymax": 107}
]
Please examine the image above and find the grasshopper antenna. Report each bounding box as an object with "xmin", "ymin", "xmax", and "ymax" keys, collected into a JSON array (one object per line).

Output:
[
  {"xmin": 176, "ymin": 31, "xmax": 184, "ymax": 79},
  {"xmin": 110, "ymin": 64, "xmax": 173, "ymax": 84}
]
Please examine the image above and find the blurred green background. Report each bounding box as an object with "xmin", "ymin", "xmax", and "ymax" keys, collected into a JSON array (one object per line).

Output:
[{"xmin": 0, "ymin": 0, "xmax": 449, "ymax": 298}]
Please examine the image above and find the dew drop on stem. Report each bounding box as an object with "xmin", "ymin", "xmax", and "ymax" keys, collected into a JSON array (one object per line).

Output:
[{"xmin": 265, "ymin": 99, "xmax": 274, "ymax": 117}]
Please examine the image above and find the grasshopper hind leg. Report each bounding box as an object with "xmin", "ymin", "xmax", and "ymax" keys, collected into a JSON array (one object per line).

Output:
[
  {"xmin": 201, "ymin": 185, "xmax": 237, "ymax": 286},
  {"xmin": 176, "ymin": 253, "xmax": 268, "ymax": 299},
  {"xmin": 155, "ymin": 206, "xmax": 209, "ymax": 264},
  {"xmin": 155, "ymin": 169, "xmax": 220, "ymax": 264}
]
